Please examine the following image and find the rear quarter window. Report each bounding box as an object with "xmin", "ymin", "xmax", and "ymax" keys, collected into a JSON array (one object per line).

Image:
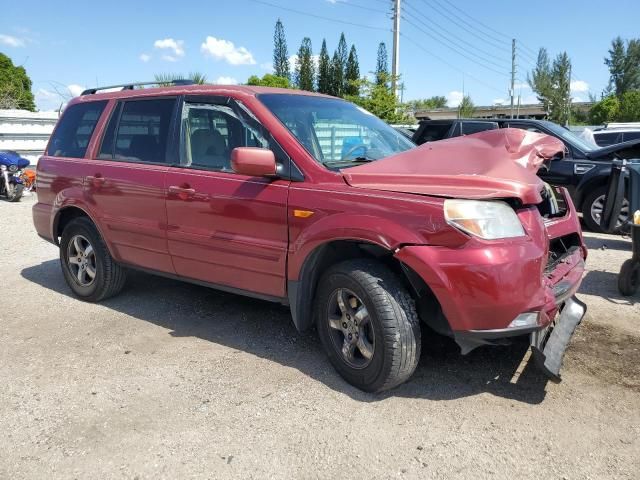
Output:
[{"xmin": 46, "ymin": 101, "xmax": 107, "ymax": 158}]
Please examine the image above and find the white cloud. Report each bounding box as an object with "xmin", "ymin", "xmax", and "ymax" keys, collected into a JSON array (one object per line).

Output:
[
  {"xmin": 67, "ymin": 84, "xmax": 85, "ymax": 97},
  {"xmin": 260, "ymin": 62, "xmax": 274, "ymax": 72},
  {"xmin": 572, "ymin": 96, "xmax": 585, "ymax": 103},
  {"xmin": 289, "ymin": 54, "xmax": 321, "ymax": 71},
  {"xmin": 493, "ymin": 98, "xmax": 506, "ymax": 105},
  {"xmin": 139, "ymin": 53, "xmax": 151, "ymax": 62},
  {"xmin": 153, "ymin": 38, "xmax": 185, "ymax": 61},
  {"xmin": 514, "ymin": 81, "xmax": 530, "ymax": 90},
  {"xmin": 447, "ymin": 90, "xmax": 464, "ymax": 108},
  {"xmin": 214, "ymin": 76, "xmax": 238, "ymax": 85},
  {"xmin": 200, "ymin": 36, "xmax": 256, "ymax": 65},
  {"xmin": 0, "ymin": 34, "xmax": 25, "ymax": 47},
  {"xmin": 519, "ymin": 95, "xmax": 539, "ymax": 105},
  {"xmin": 570, "ymin": 80, "xmax": 589, "ymax": 93}
]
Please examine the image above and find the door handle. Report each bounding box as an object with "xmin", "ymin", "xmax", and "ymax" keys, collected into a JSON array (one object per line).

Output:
[
  {"xmin": 85, "ymin": 175, "xmax": 105, "ymax": 187},
  {"xmin": 168, "ymin": 185, "xmax": 196, "ymax": 199},
  {"xmin": 574, "ymin": 163, "xmax": 595, "ymax": 175}
]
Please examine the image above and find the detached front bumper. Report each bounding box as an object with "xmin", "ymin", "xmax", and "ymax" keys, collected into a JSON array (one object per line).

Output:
[{"xmin": 530, "ymin": 296, "xmax": 586, "ymax": 381}]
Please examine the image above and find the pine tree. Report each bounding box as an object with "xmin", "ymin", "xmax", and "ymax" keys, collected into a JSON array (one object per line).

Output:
[
  {"xmin": 273, "ymin": 19, "xmax": 290, "ymax": 81},
  {"xmin": 295, "ymin": 37, "xmax": 315, "ymax": 91},
  {"xmin": 317, "ymin": 39, "xmax": 331, "ymax": 94},
  {"xmin": 345, "ymin": 45, "xmax": 360, "ymax": 96},
  {"xmin": 336, "ymin": 33, "xmax": 348, "ymax": 94},
  {"xmin": 375, "ymin": 42, "xmax": 389, "ymax": 86},
  {"xmin": 604, "ymin": 36, "xmax": 640, "ymax": 96},
  {"xmin": 329, "ymin": 51, "xmax": 344, "ymax": 97}
]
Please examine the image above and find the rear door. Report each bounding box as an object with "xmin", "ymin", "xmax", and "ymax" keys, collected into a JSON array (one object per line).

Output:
[
  {"xmin": 165, "ymin": 96, "xmax": 290, "ymax": 298},
  {"xmin": 86, "ymin": 97, "xmax": 178, "ymax": 273}
]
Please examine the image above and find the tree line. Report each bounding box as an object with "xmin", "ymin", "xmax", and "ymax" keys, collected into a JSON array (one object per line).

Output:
[
  {"xmin": 247, "ymin": 19, "xmax": 412, "ymax": 122},
  {"xmin": 528, "ymin": 36, "xmax": 640, "ymax": 125}
]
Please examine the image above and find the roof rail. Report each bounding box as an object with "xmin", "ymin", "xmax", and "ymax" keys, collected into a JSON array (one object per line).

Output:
[{"xmin": 80, "ymin": 79, "xmax": 195, "ymax": 96}]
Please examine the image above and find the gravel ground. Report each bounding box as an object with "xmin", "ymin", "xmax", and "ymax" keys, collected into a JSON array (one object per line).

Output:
[{"xmin": 1, "ymin": 195, "xmax": 639, "ymax": 479}]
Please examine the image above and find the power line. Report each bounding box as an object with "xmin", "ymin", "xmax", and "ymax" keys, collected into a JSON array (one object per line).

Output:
[
  {"xmin": 400, "ymin": 32, "xmax": 507, "ymax": 95},
  {"xmin": 245, "ymin": 0, "xmax": 390, "ymax": 31},
  {"xmin": 402, "ymin": 15, "xmax": 509, "ymax": 77},
  {"xmin": 434, "ymin": 0, "xmax": 542, "ymax": 59},
  {"xmin": 436, "ymin": 0, "xmax": 510, "ymax": 40},
  {"xmin": 403, "ymin": 1, "xmax": 509, "ymax": 67},
  {"xmin": 420, "ymin": 0, "xmax": 509, "ymax": 52},
  {"xmin": 329, "ymin": 0, "xmax": 390, "ymax": 15}
]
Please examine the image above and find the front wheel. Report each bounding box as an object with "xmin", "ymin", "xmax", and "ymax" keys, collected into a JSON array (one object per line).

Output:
[
  {"xmin": 6, "ymin": 182, "xmax": 23, "ymax": 202},
  {"xmin": 315, "ymin": 259, "xmax": 421, "ymax": 392},
  {"xmin": 582, "ymin": 186, "xmax": 629, "ymax": 233}
]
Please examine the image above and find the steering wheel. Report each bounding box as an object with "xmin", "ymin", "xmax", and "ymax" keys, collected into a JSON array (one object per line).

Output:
[{"xmin": 341, "ymin": 143, "xmax": 368, "ymax": 160}]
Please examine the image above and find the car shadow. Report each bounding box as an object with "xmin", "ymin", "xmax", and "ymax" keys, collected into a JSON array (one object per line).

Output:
[
  {"xmin": 580, "ymin": 269, "xmax": 637, "ymax": 305},
  {"xmin": 583, "ymin": 234, "xmax": 632, "ymax": 253},
  {"xmin": 22, "ymin": 260, "xmax": 550, "ymax": 405}
]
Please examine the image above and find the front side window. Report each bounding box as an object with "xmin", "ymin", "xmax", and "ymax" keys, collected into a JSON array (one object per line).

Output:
[
  {"xmin": 258, "ymin": 94, "xmax": 414, "ymax": 169},
  {"xmin": 99, "ymin": 98, "xmax": 176, "ymax": 163},
  {"xmin": 181, "ymin": 99, "xmax": 277, "ymax": 172},
  {"xmin": 47, "ymin": 101, "xmax": 107, "ymax": 158}
]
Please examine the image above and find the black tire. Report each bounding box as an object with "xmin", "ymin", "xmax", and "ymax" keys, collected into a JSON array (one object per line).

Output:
[
  {"xmin": 618, "ymin": 259, "xmax": 640, "ymax": 297},
  {"xmin": 582, "ymin": 186, "xmax": 629, "ymax": 233},
  {"xmin": 59, "ymin": 217, "xmax": 127, "ymax": 302},
  {"xmin": 315, "ymin": 259, "xmax": 421, "ymax": 392},
  {"xmin": 6, "ymin": 183, "xmax": 23, "ymax": 202}
]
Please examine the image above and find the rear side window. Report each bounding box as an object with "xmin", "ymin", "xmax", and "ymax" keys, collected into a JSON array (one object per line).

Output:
[
  {"xmin": 99, "ymin": 98, "xmax": 176, "ymax": 163},
  {"xmin": 594, "ymin": 131, "xmax": 622, "ymax": 147},
  {"xmin": 460, "ymin": 122, "xmax": 497, "ymax": 135},
  {"xmin": 622, "ymin": 131, "xmax": 640, "ymax": 142},
  {"xmin": 47, "ymin": 101, "xmax": 107, "ymax": 158}
]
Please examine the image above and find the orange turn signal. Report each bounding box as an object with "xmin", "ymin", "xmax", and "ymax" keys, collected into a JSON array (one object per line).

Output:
[{"xmin": 293, "ymin": 209, "xmax": 314, "ymax": 218}]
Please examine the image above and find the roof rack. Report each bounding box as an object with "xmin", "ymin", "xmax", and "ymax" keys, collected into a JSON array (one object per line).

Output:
[{"xmin": 81, "ymin": 79, "xmax": 194, "ymax": 96}]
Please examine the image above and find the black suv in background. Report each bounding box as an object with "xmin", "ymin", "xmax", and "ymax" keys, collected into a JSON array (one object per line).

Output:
[{"xmin": 412, "ymin": 118, "xmax": 640, "ymax": 231}]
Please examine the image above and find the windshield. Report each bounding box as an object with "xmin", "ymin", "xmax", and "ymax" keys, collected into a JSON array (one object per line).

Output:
[
  {"xmin": 540, "ymin": 121, "xmax": 597, "ymax": 152},
  {"xmin": 258, "ymin": 93, "xmax": 415, "ymax": 168}
]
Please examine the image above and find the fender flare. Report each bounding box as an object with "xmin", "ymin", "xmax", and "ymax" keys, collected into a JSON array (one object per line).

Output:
[
  {"xmin": 52, "ymin": 202, "xmax": 117, "ymax": 260},
  {"xmin": 286, "ymin": 214, "xmax": 427, "ymax": 332}
]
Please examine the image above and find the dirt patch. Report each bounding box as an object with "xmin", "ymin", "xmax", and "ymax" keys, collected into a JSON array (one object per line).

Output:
[{"xmin": 568, "ymin": 321, "xmax": 640, "ymax": 392}]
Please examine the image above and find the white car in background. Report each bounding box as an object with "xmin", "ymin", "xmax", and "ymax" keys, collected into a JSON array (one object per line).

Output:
[{"xmin": 593, "ymin": 123, "xmax": 640, "ymax": 147}]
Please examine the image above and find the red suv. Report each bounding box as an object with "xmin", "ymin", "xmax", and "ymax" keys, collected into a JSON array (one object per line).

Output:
[{"xmin": 33, "ymin": 82, "xmax": 587, "ymax": 392}]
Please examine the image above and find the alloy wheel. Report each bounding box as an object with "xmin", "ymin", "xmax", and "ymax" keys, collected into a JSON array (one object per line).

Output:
[
  {"xmin": 66, "ymin": 234, "xmax": 97, "ymax": 286},
  {"xmin": 590, "ymin": 195, "xmax": 629, "ymax": 228},
  {"xmin": 327, "ymin": 288, "xmax": 375, "ymax": 369}
]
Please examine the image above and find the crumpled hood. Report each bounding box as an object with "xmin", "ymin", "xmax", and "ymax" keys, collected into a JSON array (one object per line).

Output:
[{"xmin": 342, "ymin": 128, "xmax": 564, "ymax": 205}]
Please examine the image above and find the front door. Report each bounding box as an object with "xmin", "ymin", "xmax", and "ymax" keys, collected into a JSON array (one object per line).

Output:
[
  {"xmin": 165, "ymin": 96, "xmax": 289, "ymax": 298},
  {"xmin": 85, "ymin": 97, "xmax": 178, "ymax": 273}
]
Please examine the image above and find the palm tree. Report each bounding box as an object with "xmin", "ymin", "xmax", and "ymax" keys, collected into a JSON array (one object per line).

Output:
[{"xmin": 154, "ymin": 72, "xmax": 207, "ymax": 86}]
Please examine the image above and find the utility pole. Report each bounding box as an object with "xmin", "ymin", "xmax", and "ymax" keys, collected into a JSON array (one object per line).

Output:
[
  {"xmin": 510, "ymin": 38, "xmax": 516, "ymax": 119},
  {"xmin": 392, "ymin": 0, "xmax": 401, "ymax": 98}
]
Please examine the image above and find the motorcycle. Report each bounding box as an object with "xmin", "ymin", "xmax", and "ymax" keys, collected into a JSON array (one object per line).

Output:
[{"xmin": 0, "ymin": 151, "xmax": 30, "ymax": 202}]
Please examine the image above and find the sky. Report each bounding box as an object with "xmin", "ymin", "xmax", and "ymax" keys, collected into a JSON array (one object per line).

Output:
[{"xmin": 2, "ymin": 0, "xmax": 639, "ymax": 111}]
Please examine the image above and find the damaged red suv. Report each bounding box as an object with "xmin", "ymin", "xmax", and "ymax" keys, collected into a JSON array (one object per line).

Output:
[{"xmin": 33, "ymin": 83, "xmax": 587, "ymax": 392}]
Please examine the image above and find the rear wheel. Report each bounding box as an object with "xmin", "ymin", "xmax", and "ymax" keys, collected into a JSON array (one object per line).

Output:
[
  {"xmin": 315, "ymin": 259, "xmax": 421, "ymax": 392},
  {"xmin": 618, "ymin": 259, "xmax": 640, "ymax": 297},
  {"xmin": 60, "ymin": 217, "xmax": 127, "ymax": 302}
]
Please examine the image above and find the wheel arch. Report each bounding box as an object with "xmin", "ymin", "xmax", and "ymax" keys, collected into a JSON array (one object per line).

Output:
[
  {"xmin": 52, "ymin": 206, "xmax": 114, "ymax": 258},
  {"xmin": 287, "ymin": 238, "xmax": 447, "ymax": 335}
]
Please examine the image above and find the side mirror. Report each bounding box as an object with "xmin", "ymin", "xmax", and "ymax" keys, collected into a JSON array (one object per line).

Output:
[{"xmin": 231, "ymin": 147, "xmax": 277, "ymax": 177}]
